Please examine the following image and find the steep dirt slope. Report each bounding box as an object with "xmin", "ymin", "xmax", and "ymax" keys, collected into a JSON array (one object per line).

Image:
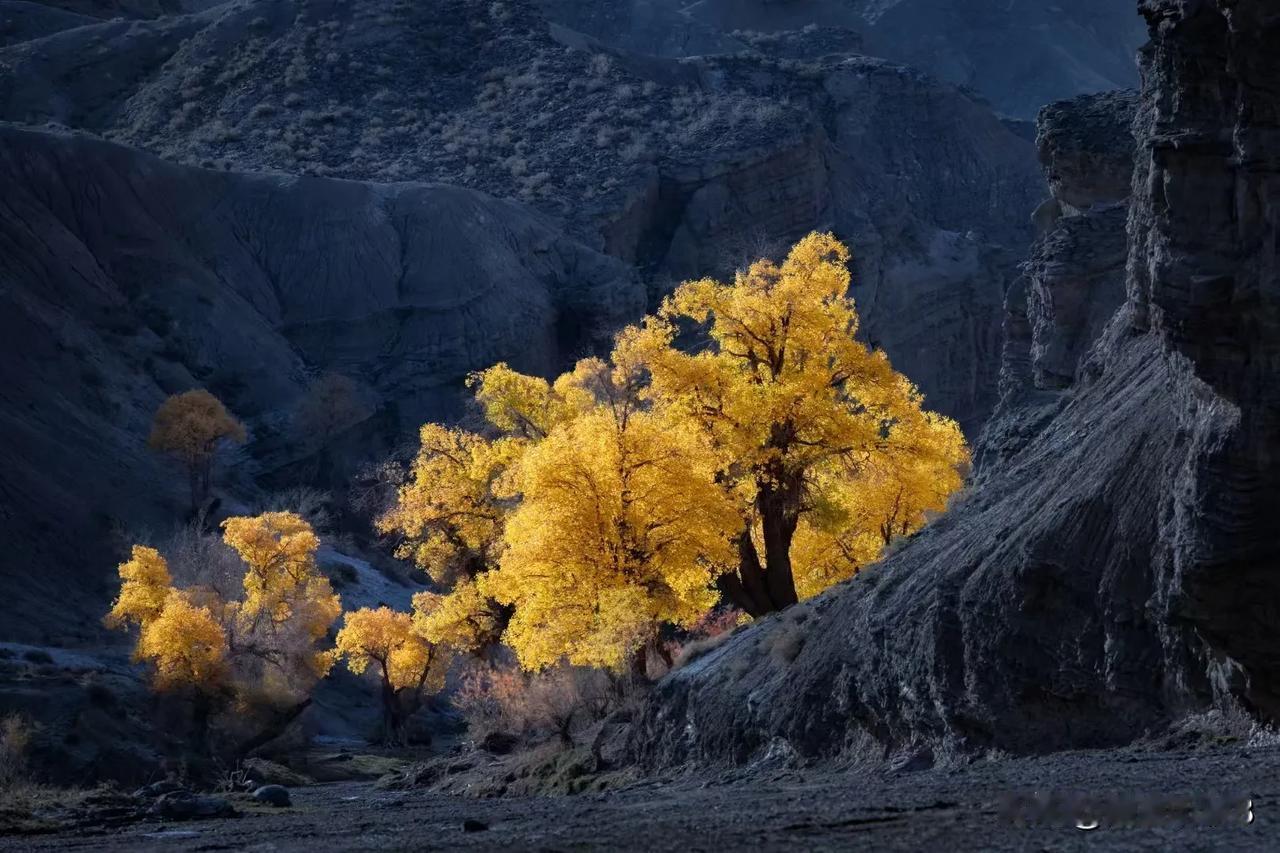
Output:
[
  {"xmin": 631, "ymin": 0, "xmax": 1280, "ymax": 767},
  {"xmin": 0, "ymin": 123, "xmax": 641, "ymax": 642}
]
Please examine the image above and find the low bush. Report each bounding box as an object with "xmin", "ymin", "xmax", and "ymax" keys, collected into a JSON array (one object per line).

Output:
[
  {"xmin": 0, "ymin": 714, "xmax": 33, "ymax": 790},
  {"xmin": 455, "ymin": 663, "xmax": 631, "ymax": 746}
]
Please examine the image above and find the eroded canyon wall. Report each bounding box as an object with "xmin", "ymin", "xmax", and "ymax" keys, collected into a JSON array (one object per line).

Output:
[{"xmin": 631, "ymin": 0, "xmax": 1280, "ymax": 766}]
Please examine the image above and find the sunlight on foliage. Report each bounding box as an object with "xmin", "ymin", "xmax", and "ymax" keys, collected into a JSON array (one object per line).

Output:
[
  {"xmin": 148, "ymin": 389, "xmax": 246, "ymax": 509},
  {"xmin": 335, "ymin": 606, "xmax": 448, "ymax": 694},
  {"xmin": 353, "ymin": 232, "xmax": 967, "ymax": 674},
  {"xmin": 621, "ymin": 231, "xmax": 969, "ymax": 612},
  {"xmin": 411, "ymin": 579, "xmax": 501, "ymax": 655},
  {"xmin": 106, "ymin": 513, "xmax": 340, "ymax": 695}
]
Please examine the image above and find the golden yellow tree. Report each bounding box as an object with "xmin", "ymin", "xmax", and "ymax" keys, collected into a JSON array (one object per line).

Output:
[
  {"xmin": 378, "ymin": 425, "xmax": 521, "ymax": 585},
  {"xmin": 476, "ymin": 355, "xmax": 740, "ymax": 675},
  {"xmin": 622, "ymin": 232, "xmax": 969, "ymax": 613},
  {"xmin": 105, "ymin": 546, "xmax": 229, "ymax": 692},
  {"xmin": 106, "ymin": 514, "xmax": 341, "ymax": 706},
  {"xmin": 221, "ymin": 512, "xmax": 342, "ymax": 687},
  {"xmin": 335, "ymin": 606, "xmax": 449, "ymax": 741},
  {"xmin": 148, "ymin": 389, "xmax": 246, "ymax": 511}
]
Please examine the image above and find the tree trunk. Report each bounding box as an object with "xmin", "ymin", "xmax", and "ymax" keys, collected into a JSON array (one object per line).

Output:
[
  {"xmin": 191, "ymin": 689, "xmax": 212, "ymax": 755},
  {"xmin": 757, "ymin": 481, "xmax": 800, "ymax": 610},
  {"xmin": 724, "ymin": 505, "xmax": 799, "ymax": 616},
  {"xmin": 630, "ymin": 642, "xmax": 651, "ymax": 682},
  {"xmin": 236, "ymin": 698, "xmax": 312, "ymax": 757},
  {"xmin": 187, "ymin": 464, "xmax": 202, "ymax": 515},
  {"xmin": 654, "ymin": 638, "xmax": 674, "ymax": 669},
  {"xmin": 730, "ymin": 532, "xmax": 774, "ymax": 615},
  {"xmin": 380, "ymin": 672, "xmax": 402, "ymax": 744}
]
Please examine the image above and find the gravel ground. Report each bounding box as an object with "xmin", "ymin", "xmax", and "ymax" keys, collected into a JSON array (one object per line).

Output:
[{"xmin": 4, "ymin": 743, "xmax": 1278, "ymax": 851}]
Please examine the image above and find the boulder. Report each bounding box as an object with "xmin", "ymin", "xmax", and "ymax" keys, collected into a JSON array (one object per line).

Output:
[{"xmin": 251, "ymin": 785, "xmax": 291, "ymax": 808}]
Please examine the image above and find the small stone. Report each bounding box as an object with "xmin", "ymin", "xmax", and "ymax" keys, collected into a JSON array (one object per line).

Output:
[
  {"xmin": 252, "ymin": 784, "xmax": 291, "ymax": 807},
  {"xmin": 463, "ymin": 818, "xmax": 489, "ymax": 832}
]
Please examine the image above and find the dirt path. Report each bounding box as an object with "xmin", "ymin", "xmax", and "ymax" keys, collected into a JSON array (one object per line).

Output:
[{"xmin": 4, "ymin": 744, "xmax": 1278, "ymax": 851}]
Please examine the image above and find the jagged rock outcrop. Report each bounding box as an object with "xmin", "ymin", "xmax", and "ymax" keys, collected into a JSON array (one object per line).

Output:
[
  {"xmin": 0, "ymin": 123, "xmax": 642, "ymax": 642},
  {"xmin": 630, "ymin": 0, "xmax": 1280, "ymax": 767},
  {"xmin": 976, "ymin": 90, "xmax": 1138, "ymax": 472},
  {"xmin": 1024, "ymin": 91, "xmax": 1136, "ymax": 391}
]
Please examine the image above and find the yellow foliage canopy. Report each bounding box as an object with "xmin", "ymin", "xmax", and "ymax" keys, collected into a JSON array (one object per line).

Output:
[
  {"xmin": 412, "ymin": 579, "xmax": 500, "ymax": 655},
  {"xmin": 105, "ymin": 547, "xmax": 228, "ymax": 692},
  {"xmin": 478, "ymin": 356, "xmax": 740, "ymax": 672},
  {"xmin": 104, "ymin": 545, "xmax": 173, "ymax": 629},
  {"xmin": 621, "ymin": 231, "xmax": 969, "ymax": 610},
  {"xmin": 378, "ymin": 425, "xmax": 522, "ymax": 585},
  {"xmin": 135, "ymin": 590, "xmax": 229, "ymax": 691},
  {"xmin": 371, "ymin": 231, "xmax": 967, "ymax": 671},
  {"xmin": 222, "ymin": 512, "xmax": 342, "ymax": 680},
  {"xmin": 335, "ymin": 606, "xmax": 448, "ymax": 694},
  {"xmin": 148, "ymin": 389, "xmax": 246, "ymax": 464},
  {"xmin": 106, "ymin": 513, "xmax": 341, "ymax": 693}
]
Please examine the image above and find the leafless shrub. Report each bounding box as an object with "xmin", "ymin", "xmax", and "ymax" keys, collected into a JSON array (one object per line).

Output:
[
  {"xmin": 160, "ymin": 515, "xmax": 245, "ymax": 599},
  {"xmin": 587, "ymin": 54, "xmax": 611, "ymax": 77},
  {"xmin": 667, "ymin": 608, "xmax": 745, "ymax": 670},
  {"xmin": 256, "ymin": 486, "xmax": 334, "ymax": 536},
  {"xmin": 768, "ymin": 622, "xmax": 805, "ymax": 664},
  {"xmin": 1173, "ymin": 696, "xmax": 1280, "ymax": 747},
  {"xmin": 0, "ymin": 714, "xmax": 33, "ymax": 790},
  {"xmin": 456, "ymin": 664, "xmax": 623, "ymax": 746}
]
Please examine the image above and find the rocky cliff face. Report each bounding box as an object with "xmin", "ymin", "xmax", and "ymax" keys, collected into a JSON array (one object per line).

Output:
[
  {"xmin": 631, "ymin": 0, "xmax": 1280, "ymax": 767},
  {"xmin": 0, "ymin": 123, "xmax": 642, "ymax": 642},
  {"xmin": 976, "ymin": 89, "xmax": 1138, "ymax": 471}
]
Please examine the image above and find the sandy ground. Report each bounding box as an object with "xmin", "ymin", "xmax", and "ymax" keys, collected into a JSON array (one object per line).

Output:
[{"xmin": 3, "ymin": 743, "xmax": 1278, "ymax": 851}]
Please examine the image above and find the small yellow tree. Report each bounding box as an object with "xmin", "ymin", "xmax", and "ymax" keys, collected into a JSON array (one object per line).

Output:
[
  {"xmin": 105, "ymin": 546, "xmax": 229, "ymax": 693},
  {"xmin": 220, "ymin": 512, "xmax": 343, "ymax": 687},
  {"xmin": 148, "ymin": 389, "xmax": 246, "ymax": 511},
  {"xmin": 106, "ymin": 514, "xmax": 341, "ymax": 746},
  {"xmin": 334, "ymin": 606, "xmax": 449, "ymax": 741}
]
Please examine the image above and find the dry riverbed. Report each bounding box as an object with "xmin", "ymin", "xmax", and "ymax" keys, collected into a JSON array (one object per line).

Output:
[{"xmin": 3, "ymin": 742, "xmax": 1278, "ymax": 851}]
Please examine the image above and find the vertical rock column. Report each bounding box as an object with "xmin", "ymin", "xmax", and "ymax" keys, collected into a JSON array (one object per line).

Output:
[{"xmin": 1133, "ymin": 0, "xmax": 1280, "ymax": 714}]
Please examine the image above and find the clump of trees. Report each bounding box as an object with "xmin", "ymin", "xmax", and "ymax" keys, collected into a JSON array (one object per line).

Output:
[
  {"xmin": 106, "ymin": 512, "xmax": 341, "ymax": 751},
  {"xmin": 113, "ymin": 233, "xmax": 969, "ymax": 753},
  {"xmin": 376, "ymin": 232, "xmax": 968, "ymax": 679}
]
